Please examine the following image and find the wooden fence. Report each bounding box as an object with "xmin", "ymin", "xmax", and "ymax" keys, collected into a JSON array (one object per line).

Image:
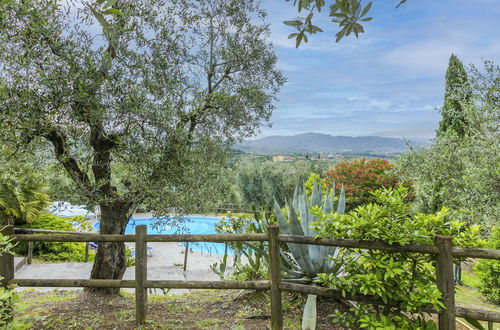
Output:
[{"xmin": 1, "ymin": 224, "xmax": 500, "ymax": 330}]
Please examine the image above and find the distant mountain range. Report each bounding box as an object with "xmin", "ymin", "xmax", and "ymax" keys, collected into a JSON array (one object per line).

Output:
[{"xmin": 236, "ymin": 133, "xmax": 429, "ymax": 155}]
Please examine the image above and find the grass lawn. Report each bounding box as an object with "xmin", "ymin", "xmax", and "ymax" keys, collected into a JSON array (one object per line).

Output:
[
  {"xmin": 455, "ymin": 263, "xmax": 500, "ymax": 330},
  {"xmin": 11, "ymin": 261, "xmax": 499, "ymax": 329},
  {"xmin": 15, "ymin": 289, "xmax": 351, "ymax": 329}
]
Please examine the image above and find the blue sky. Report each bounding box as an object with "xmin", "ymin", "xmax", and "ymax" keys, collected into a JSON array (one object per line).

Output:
[{"xmin": 258, "ymin": 0, "xmax": 500, "ymax": 140}]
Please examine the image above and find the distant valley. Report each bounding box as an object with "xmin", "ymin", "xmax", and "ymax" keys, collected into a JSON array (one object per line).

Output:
[{"xmin": 236, "ymin": 133, "xmax": 430, "ymax": 155}]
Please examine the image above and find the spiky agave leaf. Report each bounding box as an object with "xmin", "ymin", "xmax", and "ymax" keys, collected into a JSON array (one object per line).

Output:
[
  {"xmin": 301, "ymin": 294, "xmax": 317, "ymax": 330},
  {"xmin": 274, "ymin": 178, "xmax": 347, "ymax": 330}
]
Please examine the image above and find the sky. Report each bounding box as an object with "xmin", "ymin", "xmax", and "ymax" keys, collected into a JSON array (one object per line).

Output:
[{"xmin": 257, "ymin": 0, "xmax": 500, "ymax": 140}]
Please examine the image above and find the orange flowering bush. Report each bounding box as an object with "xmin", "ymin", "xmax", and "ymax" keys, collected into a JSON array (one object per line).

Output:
[{"xmin": 325, "ymin": 158, "xmax": 409, "ymax": 210}]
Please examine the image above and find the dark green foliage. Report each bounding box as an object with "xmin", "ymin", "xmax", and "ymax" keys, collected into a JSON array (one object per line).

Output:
[
  {"xmin": 475, "ymin": 226, "xmax": 500, "ymax": 304},
  {"xmin": 14, "ymin": 214, "xmax": 93, "ymax": 262},
  {"xmin": 439, "ymin": 54, "xmax": 472, "ymax": 137},
  {"xmin": 393, "ymin": 61, "xmax": 499, "ymax": 228},
  {"xmin": 312, "ymin": 186, "xmax": 483, "ymax": 329},
  {"xmin": 235, "ymin": 159, "xmax": 327, "ymax": 208}
]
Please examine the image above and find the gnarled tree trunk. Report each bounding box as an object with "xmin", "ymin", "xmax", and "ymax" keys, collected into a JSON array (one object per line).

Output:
[{"xmin": 87, "ymin": 201, "xmax": 132, "ymax": 294}]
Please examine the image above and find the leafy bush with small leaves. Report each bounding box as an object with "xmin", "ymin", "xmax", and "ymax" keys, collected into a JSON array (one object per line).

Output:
[
  {"xmin": 213, "ymin": 212, "xmax": 273, "ymax": 281},
  {"xmin": 304, "ymin": 173, "xmax": 327, "ymax": 196},
  {"xmin": 311, "ymin": 186, "xmax": 483, "ymax": 329},
  {"xmin": 13, "ymin": 214, "xmax": 93, "ymax": 262},
  {"xmin": 475, "ymin": 225, "xmax": 500, "ymax": 304}
]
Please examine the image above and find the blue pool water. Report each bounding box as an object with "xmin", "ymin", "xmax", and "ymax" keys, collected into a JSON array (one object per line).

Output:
[{"xmin": 93, "ymin": 216, "xmax": 230, "ymax": 255}]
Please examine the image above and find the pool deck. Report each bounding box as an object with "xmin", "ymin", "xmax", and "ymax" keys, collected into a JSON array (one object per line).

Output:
[
  {"xmin": 15, "ymin": 241, "xmax": 245, "ymax": 294},
  {"xmin": 14, "ymin": 213, "xmax": 248, "ymax": 293},
  {"xmin": 15, "ymin": 242, "xmax": 241, "ymax": 294}
]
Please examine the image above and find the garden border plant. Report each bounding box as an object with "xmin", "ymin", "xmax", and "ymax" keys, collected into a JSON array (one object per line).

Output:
[{"xmin": 311, "ymin": 186, "xmax": 485, "ymax": 329}]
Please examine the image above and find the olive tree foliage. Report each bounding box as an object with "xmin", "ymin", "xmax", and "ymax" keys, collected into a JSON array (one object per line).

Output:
[
  {"xmin": 284, "ymin": 0, "xmax": 408, "ymax": 47},
  {"xmin": 393, "ymin": 61, "xmax": 499, "ymax": 229},
  {"xmin": 235, "ymin": 159, "xmax": 327, "ymax": 208},
  {"xmin": 0, "ymin": 0, "xmax": 284, "ymax": 289}
]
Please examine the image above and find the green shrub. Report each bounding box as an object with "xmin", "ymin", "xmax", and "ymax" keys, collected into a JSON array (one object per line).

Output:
[
  {"xmin": 475, "ymin": 225, "xmax": 500, "ymax": 304},
  {"xmin": 212, "ymin": 212, "xmax": 272, "ymax": 281},
  {"xmin": 304, "ymin": 173, "xmax": 327, "ymax": 196},
  {"xmin": 0, "ymin": 227, "xmax": 29, "ymax": 328},
  {"xmin": 13, "ymin": 214, "xmax": 93, "ymax": 262},
  {"xmin": 312, "ymin": 186, "xmax": 483, "ymax": 329},
  {"xmin": 125, "ymin": 247, "xmax": 135, "ymax": 267}
]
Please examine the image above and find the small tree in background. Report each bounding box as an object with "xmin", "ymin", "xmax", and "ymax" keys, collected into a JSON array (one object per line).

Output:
[
  {"xmin": 325, "ymin": 158, "xmax": 404, "ymax": 210},
  {"xmin": 438, "ymin": 54, "xmax": 472, "ymax": 137},
  {"xmin": 393, "ymin": 60, "xmax": 499, "ymax": 229}
]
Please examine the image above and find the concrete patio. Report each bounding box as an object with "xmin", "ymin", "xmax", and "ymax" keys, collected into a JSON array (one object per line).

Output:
[{"xmin": 14, "ymin": 242, "xmax": 239, "ymax": 294}]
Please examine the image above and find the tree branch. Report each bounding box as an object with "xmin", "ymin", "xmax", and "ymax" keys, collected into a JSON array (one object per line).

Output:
[{"xmin": 43, "ymin": 127, "xmax": 94, "ymax": 199}]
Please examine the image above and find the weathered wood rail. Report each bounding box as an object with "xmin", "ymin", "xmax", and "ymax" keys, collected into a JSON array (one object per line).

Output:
[{"xmin": 1, "ymin": 224, "xmax": 499, "ymax": 329}]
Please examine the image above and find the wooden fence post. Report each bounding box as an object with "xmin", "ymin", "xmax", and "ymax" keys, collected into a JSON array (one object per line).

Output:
[
  {"xmin": 84, "ymin": 242, "xmax": 89, "ymax": 262},
  {"xmin": 135, "ymin": 225, "xmax": 147, "ymax": 325},
  {"xmin": 183, "ymin": 242, "xmax": 189, "ymax": 272},
  {"xmin": 0, "ymin": 225, "xmax": 14, "ymax": 288},
  {"xmin": 268, "ymin": 225, "xmax": 283, "ymax": 330},
  {"xmin": 27, "ymin": 241, "xmax": 33, "ymax": 264},
  {"xmin": 435, "ymin": 235, "xmax": 456, "ymax": 330}
]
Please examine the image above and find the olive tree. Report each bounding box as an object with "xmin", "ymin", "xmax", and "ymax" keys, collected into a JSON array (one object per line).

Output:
[
  {"xmin": 0, "ymin": 0, "xmax": 284, "ymax": 292},
  {"xmin": 393, "ymin": 61, "xmax": 499, "ymax": 229}
]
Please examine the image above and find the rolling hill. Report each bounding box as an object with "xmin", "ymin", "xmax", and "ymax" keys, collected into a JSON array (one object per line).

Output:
[{"xmin": 236, "ymin": 133, "xmax": 428, "ymax": 155}]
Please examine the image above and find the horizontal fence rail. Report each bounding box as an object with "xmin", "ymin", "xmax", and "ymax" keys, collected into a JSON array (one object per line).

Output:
[
  {"xmin": 278, "ymin": 234, "xmax": 500, "ymax": 259},
  {"xmin": 12, "ymin": 233, "xmax": 269, "ymax": 243},
  {"xmin": 13, "ymin": 231, "xmax": 500, "ymax": 260},
  {"xmin": 1, "ymin": 225, "xmax": 499, "ymax": 329}
]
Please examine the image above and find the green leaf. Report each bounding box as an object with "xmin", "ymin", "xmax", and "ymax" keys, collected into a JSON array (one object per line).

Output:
[
  {"xmin": 464, "ymin": 318, "xmax": 486, "ymax": 330},
  {"xmin": 91, "ymin": 8, "xmax": 110, "ymax": 32},
  {"xmin": 102, "ymin": 8, "xmax": 123, "ymax": 16},
  {"xmin": 284, "ymin": 20, "xmax": 303, "ymax": 27},
  {"xmin": 301, "ymin": 294, "xmax": 317, "ymax": 330},
  {"xmin": 296, "ymin": 32, "xmax": 303, "ymax": 48},
  {"xmin": 288, "ymin": 33, "xmax": 298, "ymax": 39},
  {"xmin": 361, "ymin": 2, "xmax": 372, "ymax": 17}
]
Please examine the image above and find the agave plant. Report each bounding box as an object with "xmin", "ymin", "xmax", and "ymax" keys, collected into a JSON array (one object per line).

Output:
[{"xmin": 274, "ymin": 180, "xmax": 347, "ymax": 330}]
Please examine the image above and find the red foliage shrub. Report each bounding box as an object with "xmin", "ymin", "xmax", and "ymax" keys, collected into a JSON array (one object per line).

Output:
[{"xmin": 325, "ymin": 158, "xmax": 409, "ymax": 210}]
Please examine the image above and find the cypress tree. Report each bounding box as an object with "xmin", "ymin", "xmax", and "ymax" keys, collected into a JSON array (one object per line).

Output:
[{"xmin": 438, "ymin": 54, "xmax": 471, "ymax": 137}]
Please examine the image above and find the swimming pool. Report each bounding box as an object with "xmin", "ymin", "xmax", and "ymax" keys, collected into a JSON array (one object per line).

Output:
[{"xmin": 93, "ymin": 216, "xmax": 231, "ymax": 255}]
